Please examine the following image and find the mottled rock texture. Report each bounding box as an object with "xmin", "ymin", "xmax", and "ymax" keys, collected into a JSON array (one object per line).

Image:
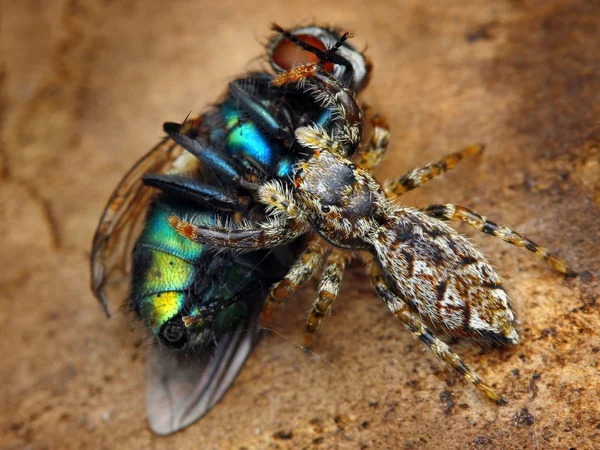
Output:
[{"xmin": 2, "ymin": 1, "xmax": 599, "ymax": 449}]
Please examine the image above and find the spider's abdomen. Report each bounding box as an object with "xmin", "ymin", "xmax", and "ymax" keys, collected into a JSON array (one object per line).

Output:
[{"xmin": 372, "ymin": 207, "xmax": 519, "ymax": 345}]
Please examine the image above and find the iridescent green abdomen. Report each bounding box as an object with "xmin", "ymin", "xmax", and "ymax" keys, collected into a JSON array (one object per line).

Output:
[
  {"xmin": 132, "ymin": 202, "xmax": 204, "ymax": 336},
  {"xmin": 131, "ymin": 198, "xmax": 289, "ymax": 348}
]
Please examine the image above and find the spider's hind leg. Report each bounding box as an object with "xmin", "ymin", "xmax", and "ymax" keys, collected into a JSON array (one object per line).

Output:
[
  {"xmin": 363, "ymin": 254, "xmax": 507, "ymax": 405},
  {"xmin": 423, "ymin": 204, "xmax": 575, "ymax": 276}
]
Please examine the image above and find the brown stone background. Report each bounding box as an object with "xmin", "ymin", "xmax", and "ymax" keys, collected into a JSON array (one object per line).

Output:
[{"xmin": 2, "ymin": 1, "xmax": 599, "ymax": 449}]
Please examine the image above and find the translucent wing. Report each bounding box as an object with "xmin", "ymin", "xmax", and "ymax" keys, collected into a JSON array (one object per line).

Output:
[
  {"xmin": 90, "ymin": 116, "xmax": 271, "ymax": 435},
  {"xmin": 90, "ymin": 120, "xmax": 201, "ymax": 315},
  {"xmin": 145, "ymin": 306, "xmax": 262, "ymax": 435}
]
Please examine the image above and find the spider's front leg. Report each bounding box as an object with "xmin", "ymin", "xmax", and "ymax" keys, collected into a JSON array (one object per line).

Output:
[
  {"xmin": 169, "ymin": 181, "xmax": 309, "ymax": 249},
  {"xmin": 272, "ymin": 63, "xmax": 363, "ymax": 157}
]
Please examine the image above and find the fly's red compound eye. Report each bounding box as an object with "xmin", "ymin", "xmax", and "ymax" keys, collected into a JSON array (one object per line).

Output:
[{"xmin": 271, "ymin": 34, "xmax": 334, "ymax": 73}]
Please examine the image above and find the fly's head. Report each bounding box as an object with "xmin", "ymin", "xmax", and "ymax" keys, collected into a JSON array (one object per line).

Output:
[
  {"xmin": 268, "ymin": 25, "xmax": 372, "ymax": 92},
  {"xmin": 292, "ymin": 150, "xmax": 387, "ymax": 249}
]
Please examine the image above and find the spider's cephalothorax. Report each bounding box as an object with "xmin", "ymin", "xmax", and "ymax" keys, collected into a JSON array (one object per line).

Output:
[
  {"xmin": 170, "ymin": 56, "xmax": 575, "ymax": 405},
  {"xmin": 290, "ymin": 148, "xmax": 389, "ymax": 249}
]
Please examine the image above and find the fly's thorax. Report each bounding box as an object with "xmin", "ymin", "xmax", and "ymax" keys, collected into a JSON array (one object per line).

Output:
[{"xmin": 293, "ymin": 150, "xmax": 389, "ymax": 249}]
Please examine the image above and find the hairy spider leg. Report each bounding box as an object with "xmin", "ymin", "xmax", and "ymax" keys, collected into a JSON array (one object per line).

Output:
[
  {"xmin": 169, "ymin": 177, "xmax": 306, "ymax": 250},
  {"xmin": 261, "ymin": 235, "xmax": 331, "ymax": 325},
  {"xmin": 423, "ymin": 204, "xmax": 576, "ymax": 276},
  {"xmin": 358, "ymin": 116, "xmax": 391, "ymax": 171},
  {"xmin": 167, "ymin": 213, "xmax": 308, "ymax": 249},
  {"xmin": 383, "ymin": 144, "xmax": 484, "ymax": 197},
  {"xmin": 304, "ymin": 249, "xmax": 353, "ymax": 347},
  {"xmin": 363, "ymin": 254, "xmax": 507, "ymax": 405},
  {"xmin": 271, "ymin": 64, "xmax": 363, "ymax": 156}
]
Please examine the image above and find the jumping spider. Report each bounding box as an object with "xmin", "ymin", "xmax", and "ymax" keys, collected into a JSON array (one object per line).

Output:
[{"xmin": 168, "ymin": 32, "xmax": 574, "ymax": 404}]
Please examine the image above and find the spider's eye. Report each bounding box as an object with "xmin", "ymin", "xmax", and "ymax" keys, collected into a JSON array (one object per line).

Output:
[
  {"xmin": 321, "ymin": 205, "xmax": 331, "ymax": 213},
  {"xmin": 271, "ymin": 34, "xmax": 334, "ymax": 73}
]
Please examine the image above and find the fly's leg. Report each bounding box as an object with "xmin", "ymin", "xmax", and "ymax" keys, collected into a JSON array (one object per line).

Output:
[
  {"xmin": 423, "ymin": 204, "xmax": 576, "ymax": 276},
  {"xmin": 304, "ymin": 249, "xmax": 352, "ymax": 347},
  {"xmin": 358, "ymin": 116, "xmax": 391, "ymax": 172},
  {"xmin": 163, "ymin": 122, "xmax": 261, "ymax": 191},
  {"xmin": 229, "ymin": 77, "xmax": 295, "ymax": 142},
  {"xmin": 261, "ymin": 236, "xmax": 331, "ymax": 326},
  {"xmin": 143, "ymin": 174, "xmax": 249, "ymax": 211},
  {"xmin": 383, "ymin": 144, "xmax": 484, "ymax": 197},
  {"xmin": 272, "ymin": 63, "xmax": 363, "ymax": 156},
  {"xmin": 183, "ymin": 281, "xmax": 264, "ymax": 327},
  {"xmin": 363, "ymin": 254, "xmax": 507, "ymax": 405}
]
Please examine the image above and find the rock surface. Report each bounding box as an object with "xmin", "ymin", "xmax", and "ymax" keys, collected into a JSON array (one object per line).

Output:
[{"xmin": 2, "ymin": 1, "xmax": 599, "ymax": 449}]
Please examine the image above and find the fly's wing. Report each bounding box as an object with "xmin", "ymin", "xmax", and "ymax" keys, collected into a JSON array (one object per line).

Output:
[
  {"xmin": 146, "ymin": 305, "xmax": 262, "ymax": 435},
  {"xmin": 90, "ymin": 120, "xmax": 202, "ymax": 316}
]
